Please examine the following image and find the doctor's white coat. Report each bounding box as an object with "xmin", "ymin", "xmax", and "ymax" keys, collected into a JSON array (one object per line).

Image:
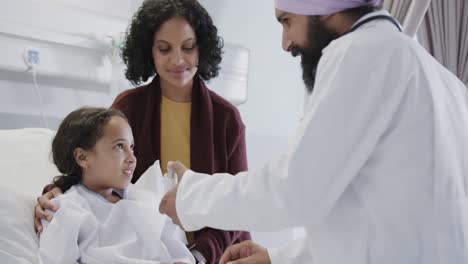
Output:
[{"xmin": 175, "ymin": 10, "xmax": 468, "ymax": 264}]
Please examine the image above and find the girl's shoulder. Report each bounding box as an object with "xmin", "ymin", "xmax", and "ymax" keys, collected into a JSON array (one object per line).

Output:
[{"xmin": 51, "ymin": 185, "xmax": 89, "ymax": 211}]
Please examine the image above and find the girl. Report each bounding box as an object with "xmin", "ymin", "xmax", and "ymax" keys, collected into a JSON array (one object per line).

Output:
[{"xmin": 38, "ymin": 107, "xmax": 194, "ymax": 264}]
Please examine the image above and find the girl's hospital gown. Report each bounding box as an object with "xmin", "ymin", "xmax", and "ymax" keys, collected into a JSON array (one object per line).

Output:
[{"xmin": 38, "ymin": 163, "xmax": 194, "ymax": 264}]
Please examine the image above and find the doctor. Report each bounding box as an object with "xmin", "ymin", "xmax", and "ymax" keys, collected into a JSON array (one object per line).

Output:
[{"xmin": 160, "ymin": 0, "xmax": 468, "ymax": 263}]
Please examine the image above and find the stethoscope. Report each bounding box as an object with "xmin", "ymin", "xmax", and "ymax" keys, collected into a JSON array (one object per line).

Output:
[{"xmin": 344, "ymin": 14, "xmax": 402, "ymax": 35}]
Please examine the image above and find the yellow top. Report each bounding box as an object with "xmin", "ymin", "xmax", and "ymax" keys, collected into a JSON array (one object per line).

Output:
[
  {"xmin": 160, "ymin": 96, "xmax": 192, "ymax": 174},
  {"xmin": 160, "ymin": 96, "xmax": 195, "ymax": 245}
]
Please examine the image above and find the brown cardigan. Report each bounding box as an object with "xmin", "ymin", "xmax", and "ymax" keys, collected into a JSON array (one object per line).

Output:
[{"xmin": 111, "ymin": 76, "xmax": 251, "ymax": 263}]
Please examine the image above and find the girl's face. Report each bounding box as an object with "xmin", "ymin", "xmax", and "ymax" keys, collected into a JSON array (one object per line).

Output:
[
  {"xmin": 152, "ymin": 16, "xmax": 199, "ymax": 89},
  {"xmin": 79, "ymin": 116, "xmax": 136, "ymax": 196}
]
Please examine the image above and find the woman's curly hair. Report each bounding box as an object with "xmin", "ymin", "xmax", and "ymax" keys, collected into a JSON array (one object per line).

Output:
[{"xmin": 122, "ymin": 0, "xmax": 224, "ymax": 85}]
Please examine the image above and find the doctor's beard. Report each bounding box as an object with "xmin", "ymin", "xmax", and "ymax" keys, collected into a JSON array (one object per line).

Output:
[{"xmin": 290, "ymin": 17, "xmax": 339, "ymax": 93}]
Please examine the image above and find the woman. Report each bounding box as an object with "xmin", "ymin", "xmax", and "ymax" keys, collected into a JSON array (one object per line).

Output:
[{"xmin": 35, "ymin": 0, "xmax": 251, "ymax": 263}]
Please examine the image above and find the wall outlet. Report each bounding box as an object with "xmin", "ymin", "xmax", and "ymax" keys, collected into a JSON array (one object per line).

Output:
[{"xmin": 23, "ymin": 48, "xmax": 40, "ymax": 67}]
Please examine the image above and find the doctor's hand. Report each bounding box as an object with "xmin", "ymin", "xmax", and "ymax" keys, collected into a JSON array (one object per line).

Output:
[
  {"xmin": 220, "ymin": 241, "xmax": 271, "ymax": 264},
  {"xmin": 159, "ymin": 184, "xmax": 184, "ymax": 230},
  {"xmin": 34, "ymin": 187, "xmax": 63, "ymax": 233},
  {"xmin": 167, "ymin": 160, "xmax": 188, "ymax": 183}
]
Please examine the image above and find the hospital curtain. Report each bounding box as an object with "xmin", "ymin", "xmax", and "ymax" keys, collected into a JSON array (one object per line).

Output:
[
  {"xmin": 382, "ymin": 0, "xmax": 431, "ymax": 36},
  {"xmin": 417, "ymin": 0, "xmax": 468, "ymax": 86}
]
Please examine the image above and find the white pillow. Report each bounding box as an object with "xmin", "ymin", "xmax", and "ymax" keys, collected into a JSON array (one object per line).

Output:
[
  {"xmin": 0, "ymin": 186, "xmax": 38, "ymax": 264},
  {"xmin": 0, "ymin": 128, "xmax": 58, "ymax": 197},
  {"xmin": 0, "ymin": 128, "xmax": 57, "ymax": 263}
]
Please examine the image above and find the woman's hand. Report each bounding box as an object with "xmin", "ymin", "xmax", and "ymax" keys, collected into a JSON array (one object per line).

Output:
[{"xmin": 34, "ymin": 187, "xmax": 63, "ymax": 233}]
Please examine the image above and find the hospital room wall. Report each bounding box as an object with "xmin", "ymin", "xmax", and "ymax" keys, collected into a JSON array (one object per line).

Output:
[{"xmin": 0, "ymin": 0, "xmax": 140, "ymax": 129}]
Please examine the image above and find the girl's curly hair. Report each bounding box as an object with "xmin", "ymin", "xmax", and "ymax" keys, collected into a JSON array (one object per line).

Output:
[{"xmin": 122, "ymin": 0, "xmax": 224, "ymax": 85}]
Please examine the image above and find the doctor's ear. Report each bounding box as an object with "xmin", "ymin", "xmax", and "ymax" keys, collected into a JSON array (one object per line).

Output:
[{"xmin": 73, "ymin": 147, "xmax": 89, "ymax": 169}]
